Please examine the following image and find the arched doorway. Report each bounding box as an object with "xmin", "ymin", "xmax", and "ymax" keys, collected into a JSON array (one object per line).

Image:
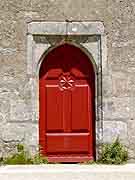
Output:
[{"xmin": 39, "ymin": 43, "xmax": 95, "ymax": 162}]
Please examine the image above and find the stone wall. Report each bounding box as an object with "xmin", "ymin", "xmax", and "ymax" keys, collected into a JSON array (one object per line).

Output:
[{"xmin": 0, "ymin": 0, "xmax": 135, "ymax": 160}]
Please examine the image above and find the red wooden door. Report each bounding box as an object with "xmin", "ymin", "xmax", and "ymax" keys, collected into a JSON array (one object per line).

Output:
[{"xmin": 39, "ymin": 44, "xmax": 95, "ymax": 162}]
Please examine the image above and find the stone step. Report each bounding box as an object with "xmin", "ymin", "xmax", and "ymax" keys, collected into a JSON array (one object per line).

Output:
[{"xmin": 0, "ymin": 164, "xmax": 135, "ymax": 180}]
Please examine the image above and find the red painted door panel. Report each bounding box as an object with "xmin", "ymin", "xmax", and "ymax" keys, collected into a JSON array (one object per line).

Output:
[
  {"xmin": 39, "ymin": 44, "xmax": 95, "ymax": 162},
  {"xmin": 46, "ymin": 84, "xmax": 63, "ymax": 131},
  {"xmin": 46, "ymin": 133, "xmax": 90, "ymax": 153},
  {"xmin": 72, "ymin": 83, "xmax": 90, "ymax": 132}
]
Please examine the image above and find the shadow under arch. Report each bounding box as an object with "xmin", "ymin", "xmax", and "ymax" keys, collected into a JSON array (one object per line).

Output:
[{"xmin": 38, "ymin": 42, "xmax": 98, "ymax": 77}]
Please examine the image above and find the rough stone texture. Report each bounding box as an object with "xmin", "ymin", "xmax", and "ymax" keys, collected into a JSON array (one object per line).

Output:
[
  {"xmin": 103, "ymin": 121, "xmax": 128, "ymax": 146},
  {"xmin": 0, "ymin": 0, "xmax": 135, "ymax": 160}
]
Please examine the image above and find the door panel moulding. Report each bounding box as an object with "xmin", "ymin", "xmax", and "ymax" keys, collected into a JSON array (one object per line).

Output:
[{"xmin": 26, "ymin": 21, "xmax": 106, "ymax": 160}]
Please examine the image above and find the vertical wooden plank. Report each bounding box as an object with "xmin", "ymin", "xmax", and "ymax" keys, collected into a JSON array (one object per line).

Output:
[
  {"xmin": 39, "ymin": 80, "xmax": 46, "ymax": 153},
  {"xmin": 46, "ymin": 85, "xmax": 64, "ymax": 132},
  {"xmin": 71, "ymin": 84, "xmax": 90, "ymax": 132},
  {"xmin": 63, "ymin": 90, "xmax": 71, "ymax": 132}
]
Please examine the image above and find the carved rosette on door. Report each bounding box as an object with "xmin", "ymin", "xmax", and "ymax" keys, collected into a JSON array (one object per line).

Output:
[{"xmin": 59, "ymin": 73, "xmax": 75, "ymax": 91}]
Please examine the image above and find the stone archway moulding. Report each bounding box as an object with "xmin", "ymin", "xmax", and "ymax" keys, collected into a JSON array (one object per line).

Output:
[{"xmin": 26, "ymin": 21, "xmax": 106, "ymax": 159}]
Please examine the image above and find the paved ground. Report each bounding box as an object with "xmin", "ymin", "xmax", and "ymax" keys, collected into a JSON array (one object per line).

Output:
[{"xmin": 0, "ymin": 164, "xmax": 135, "ymax": 180}]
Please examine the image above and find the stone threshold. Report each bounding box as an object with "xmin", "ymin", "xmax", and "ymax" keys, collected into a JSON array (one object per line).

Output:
[{"xmin": 0, "ymin": 164, "xmax": 135, "ymax": 180}]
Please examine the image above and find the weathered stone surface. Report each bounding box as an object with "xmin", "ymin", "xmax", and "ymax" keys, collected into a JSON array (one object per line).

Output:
[
  {"xmin": 0, "ymin": 0, "xmax": 135, "ymax": 158},
  {"xmin": 24, "ymin": 124, "xmax": 38, "ymax": 147},
  {"xmin": 28, "ymin": 22, "xmax": 104, "ymax": 35},
  {"xmin": 103, "ymin": 97, "xmax": 131, "ymax": 120},
  {"xmin": 10, "ymin": 100, "xmax": 32, "ymax": 122},
  {"xmin": 2, "ymin": 123, "xmax": 25, "ymax": 142},
  {"xmin": 0, "ymin": 98, "xmax": 10, "ymax": 114},
  {"xmin": 102, "ymin": 75, "xmax": 112, "ymax": 97},
  {"xmin": 103, "ymin": 121, "xmax": 128, "ymax": 145},
  {"xmin": 127, "ymin": 120, "xmax": 135, "ymax": 137},
  {"xmin": 112, "ymin": 72, "xmax": 129, "ymax": 97}
]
